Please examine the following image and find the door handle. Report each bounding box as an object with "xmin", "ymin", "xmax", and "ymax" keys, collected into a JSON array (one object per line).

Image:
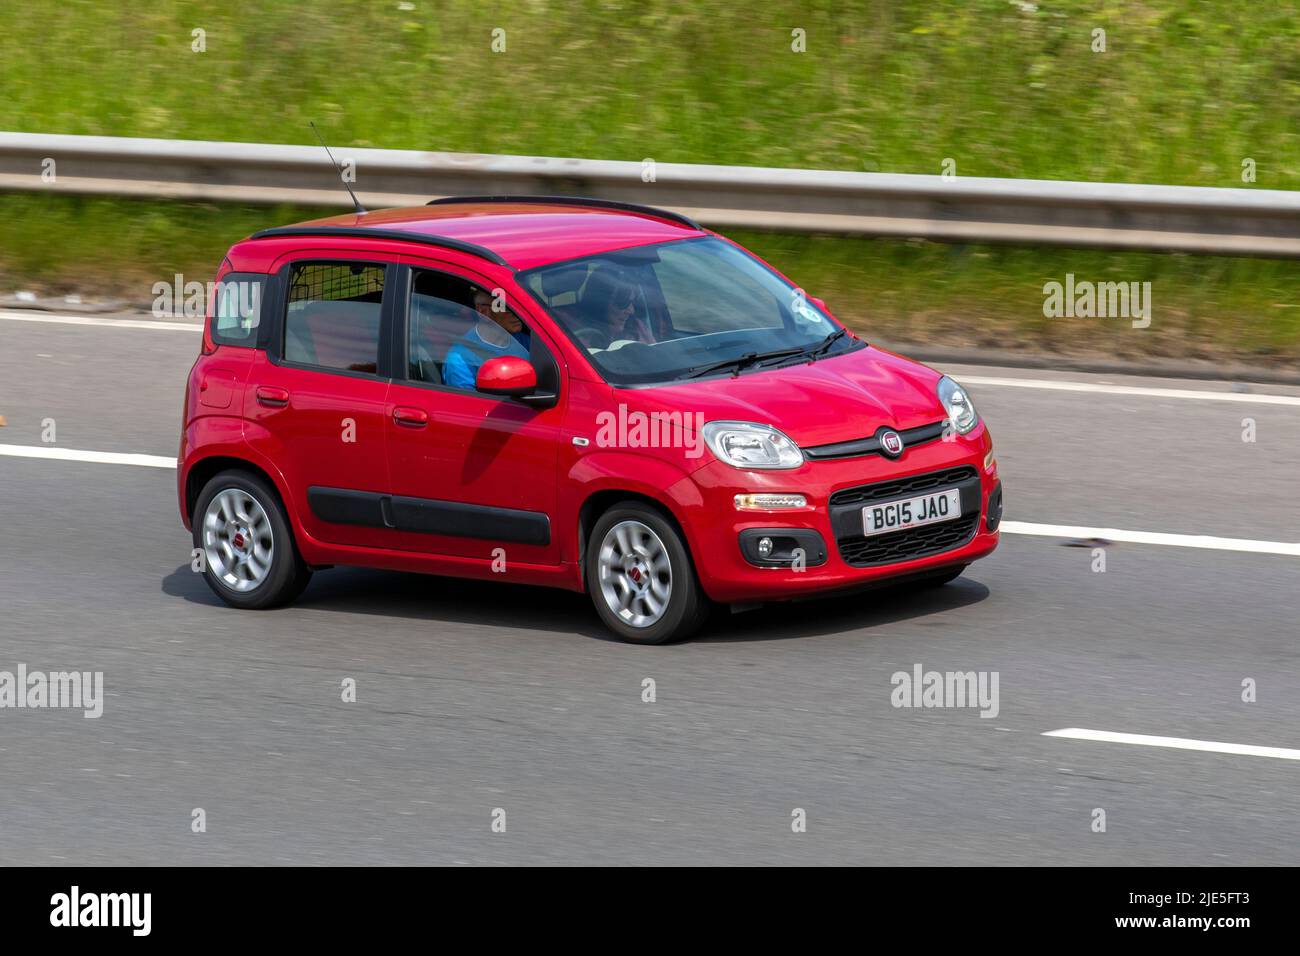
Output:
[
  {"xmin": 255, "ymin": 386, "xmax": 290, "ymax": 408},
  {"xmin": 393, "ymin": 406, "xmax": 429, "ymax": 427}
]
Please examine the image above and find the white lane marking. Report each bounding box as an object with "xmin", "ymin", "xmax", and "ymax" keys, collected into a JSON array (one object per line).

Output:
[
  {"xmin": 1043, "ymin": 728, "xmax": 1300, "ymax": 761},
  {"xmin": 0, "ymin": 310, "xmax": 201, "ymax": 332},
  {"xmin": 961, "ymin": 374, "xmax": 1300, "ymax": 406},
  {"xmin": 2, "ymin": 446, "xmax": 1298, "ymax": 557},
  {"xmin": 0, "ymin": 444, "xmax": 176, "ymax": 469},
  {"xmin": 1001, "ymin": 520, "xmax": 1300, "ymax": 557}
]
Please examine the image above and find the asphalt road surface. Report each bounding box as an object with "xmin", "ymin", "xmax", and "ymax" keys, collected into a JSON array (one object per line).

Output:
[{"xmin": 2, "ymin": 311, "xmax": 1298, "ymax": 866}]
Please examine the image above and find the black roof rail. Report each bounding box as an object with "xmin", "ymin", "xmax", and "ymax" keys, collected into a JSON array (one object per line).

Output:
[
  {"xmin": 425, "ymin": 195, "xmax": 704, "ymax": 231},
  {"xmin": 248, "ymin": 226, "xmax": 511, "ymax": 268}
]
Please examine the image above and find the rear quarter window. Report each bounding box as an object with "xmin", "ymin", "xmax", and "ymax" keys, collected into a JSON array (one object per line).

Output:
[{"xmin": 211, "ymin": 273, "xmax": 266, "ymax": 347}]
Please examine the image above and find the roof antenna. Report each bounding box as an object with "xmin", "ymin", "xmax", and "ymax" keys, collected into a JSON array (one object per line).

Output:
[{"xmin": 310, "ymin": 121, "xmax": 366, "ymax": 215}]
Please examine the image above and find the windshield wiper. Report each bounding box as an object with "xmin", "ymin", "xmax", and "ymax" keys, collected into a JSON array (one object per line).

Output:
[
  {"xmin": 804, "ymin": 327, "xmax": 848, "ymax": 360},
  {"xmin": 678, "ymin": 346, "xmax": 808, "ymax": 379},
  {"xmin": 731, "ymin": 329, "xmax": 852, "ymax": 375},
  {"xmin": 676, "ymin": 330, "xmax": 851, "ymax": 380}
]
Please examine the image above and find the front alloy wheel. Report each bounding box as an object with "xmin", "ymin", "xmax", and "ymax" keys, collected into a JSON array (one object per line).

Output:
[
  {"xmin": 597, "ymin": 519, "xmax": 674, "ymax": 629},
  {"xmin": 586, "ymin": 502, "xmax": 711, "ymax": 644}
]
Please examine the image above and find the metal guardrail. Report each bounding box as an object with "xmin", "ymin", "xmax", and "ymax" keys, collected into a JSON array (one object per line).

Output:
[{"xmin": 1, "ymin": 132, "xmax": 1297, "ymax": 257}]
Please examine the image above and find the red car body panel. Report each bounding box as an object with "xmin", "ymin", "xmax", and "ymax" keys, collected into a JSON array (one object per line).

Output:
[{"xmin": 179, "ymin": 203, "xmax": 999, "ymax": 608}]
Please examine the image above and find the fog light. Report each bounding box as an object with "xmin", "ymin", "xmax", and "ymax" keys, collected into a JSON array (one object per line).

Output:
[
  {"xmin": 756, "ymin": 536, "xmax": 774, "ymax": 557},
  {"xmin": 983, "ymin": 450, "xmax": 996, "ymax": 473},
  {"xmin": 734, "ymin": 493, "xmax": 807, "ymax": 510}
]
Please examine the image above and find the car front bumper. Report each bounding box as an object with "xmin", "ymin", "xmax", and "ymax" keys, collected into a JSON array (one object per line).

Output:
[{"xmin": 674, "ymin": 424, "xmax": 1001, "ymax": 604}]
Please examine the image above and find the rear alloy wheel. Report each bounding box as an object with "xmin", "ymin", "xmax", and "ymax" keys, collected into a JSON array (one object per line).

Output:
[
  {"xmin": 193, "ymin": 470, "xmax": 311, "ymax": 609},
  {"xmin": 587, "ymin": 503, "xmax": 711, "ymax": 644}
]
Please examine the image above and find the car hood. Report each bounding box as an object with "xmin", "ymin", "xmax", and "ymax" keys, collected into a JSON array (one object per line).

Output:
[{"xmin": 629, "ymin": 344, "xmax": 946, "ymax": 448}]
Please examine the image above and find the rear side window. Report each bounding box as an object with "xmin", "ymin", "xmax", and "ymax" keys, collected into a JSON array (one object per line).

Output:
[
  {"xmin": 284, "ymin": 262, "xmax": 385, "ymax": 374},
  {"xmin": 212, "ymin": 273, "xmax": 265, "ymax": 347}
]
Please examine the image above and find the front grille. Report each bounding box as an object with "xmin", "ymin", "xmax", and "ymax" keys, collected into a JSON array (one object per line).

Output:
[
  {"xmin": 837, "ymin": 513, "xmax": 980, "ymax": 567},
  {"xmin": 829, "ymin": 466, "xmax": 978, "ymax": 508},
  {"xmin": 804, "ymin": 420, "xmax": 946, "ymax": 461}
]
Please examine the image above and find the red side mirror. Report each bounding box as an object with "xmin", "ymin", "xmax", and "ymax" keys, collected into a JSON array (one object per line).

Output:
[
  {"xmin": 475, "ymin": 355, "xmax": 538, "ymax": 397},
  {"xmin": 808, "ymin": 296, "xmax": 828, "ymax": 311}
]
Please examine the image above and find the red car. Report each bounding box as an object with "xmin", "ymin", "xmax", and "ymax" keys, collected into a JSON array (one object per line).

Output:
[{"xmin": 179, "ymin": 197, "xmax": 1001, "ymax": 643}]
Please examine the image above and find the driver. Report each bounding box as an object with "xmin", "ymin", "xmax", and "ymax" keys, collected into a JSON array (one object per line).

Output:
[{"xmin": 443, "ymin": 290, "xmax": 531, "ymax": 390}]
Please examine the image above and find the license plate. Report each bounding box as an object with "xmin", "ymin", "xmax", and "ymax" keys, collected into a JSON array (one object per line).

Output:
[{"xmin": 862, "ymin": 488, "xmax": 961, "ymax": 536}]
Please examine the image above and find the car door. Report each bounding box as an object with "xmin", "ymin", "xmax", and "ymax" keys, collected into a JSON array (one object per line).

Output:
[
  {"xmin": 384, "ymin": 257, "xmax": 565, "ymax": 567},
  {"xmin": 243, "ymin": 254, "xmax": 406, "ymax": 551}
]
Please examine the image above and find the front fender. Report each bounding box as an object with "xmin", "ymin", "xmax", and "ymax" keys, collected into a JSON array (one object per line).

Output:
[{"xmin": 560, "ymin": 450, "xmax": 706, "ymax": 565}]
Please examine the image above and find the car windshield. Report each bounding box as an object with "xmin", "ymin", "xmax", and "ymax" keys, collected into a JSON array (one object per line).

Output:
[{"xmin": 518, "ymin": 236, "xmax": 860, "ymax": 385}]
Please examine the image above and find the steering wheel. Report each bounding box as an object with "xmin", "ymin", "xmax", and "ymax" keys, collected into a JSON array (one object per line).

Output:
[{"xmin": 575, "ymin": 327, "xmax": 611, "ymax": 350}]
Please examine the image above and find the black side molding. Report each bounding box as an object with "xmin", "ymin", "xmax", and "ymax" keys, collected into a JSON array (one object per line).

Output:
[
  {"xmin": 308, "ymin": 487, "xmax": 550, "ymax": 546},
  {"xmin": 308, "ymin": 487, "xmax": 392, "ymax": 528},
  {"xmin": 390, "ymin": 496, "xmax": 550, "ymax": 546}
]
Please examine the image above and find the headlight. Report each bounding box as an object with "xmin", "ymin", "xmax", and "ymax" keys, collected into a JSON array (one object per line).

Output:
[
  {"xmin": 702, "ymin": 421, "xmax": 804, "ymax": 470},
  {"xmin": 937, "ymin": 376, "xmax": 980, "ymax": 435}
]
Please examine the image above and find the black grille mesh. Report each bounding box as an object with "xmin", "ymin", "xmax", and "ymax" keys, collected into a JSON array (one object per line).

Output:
[
  {"xmin": 837, "ymin": 513, "xmax": 979, "ymax": 567},
  {"xmin": 831, "ymin": 466, "xmax": 980, "ymax": 567}
]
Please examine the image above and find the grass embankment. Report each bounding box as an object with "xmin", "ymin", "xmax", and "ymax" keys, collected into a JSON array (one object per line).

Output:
[
  {"xmin": 2, "ymin": 194, "xmax": 1295, "ymax": 362},
  {"xmin": 0, "ymin": 1, "xmax": 1295, "ymax": 359}
]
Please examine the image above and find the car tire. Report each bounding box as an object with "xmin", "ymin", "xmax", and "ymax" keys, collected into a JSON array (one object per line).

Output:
[
  {"xmin": 193, "ymin": 469, "xmax": 311, "ymax": 610},
  {"xmin": 585, "ymin": 502, "xmax": 712, "ymax": 645}
]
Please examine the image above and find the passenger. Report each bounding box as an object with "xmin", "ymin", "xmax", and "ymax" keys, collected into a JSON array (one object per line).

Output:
[
  {"xmin": 443, "ymin": 290, "xmax": 531, "ymax": 390},
  {"xmin": 577, "ymin": 270, "xmax": 655, "ymax": 348}
]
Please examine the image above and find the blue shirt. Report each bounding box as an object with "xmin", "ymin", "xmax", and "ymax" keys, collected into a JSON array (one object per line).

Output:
[{"xmin": 443, "ymin": 324, "xmax": 531, "ymax": 390}]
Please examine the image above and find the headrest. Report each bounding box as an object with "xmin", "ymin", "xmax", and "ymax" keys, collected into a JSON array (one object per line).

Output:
[{"xmin": 540, "ymin": 265, "xmax": 588, "ymax": 300}]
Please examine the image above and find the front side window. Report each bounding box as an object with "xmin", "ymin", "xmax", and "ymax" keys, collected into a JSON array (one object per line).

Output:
[
  {"xmin": 283, "ymin": 262, "xmax": 385, "ymax": 374},
  {"xmin": 407, "ymin": 269, "xmax": 531, "ymax": 393},
  {"xmin": 519, "ymin": 236, "xmax": 856, "ymax": 385}
]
